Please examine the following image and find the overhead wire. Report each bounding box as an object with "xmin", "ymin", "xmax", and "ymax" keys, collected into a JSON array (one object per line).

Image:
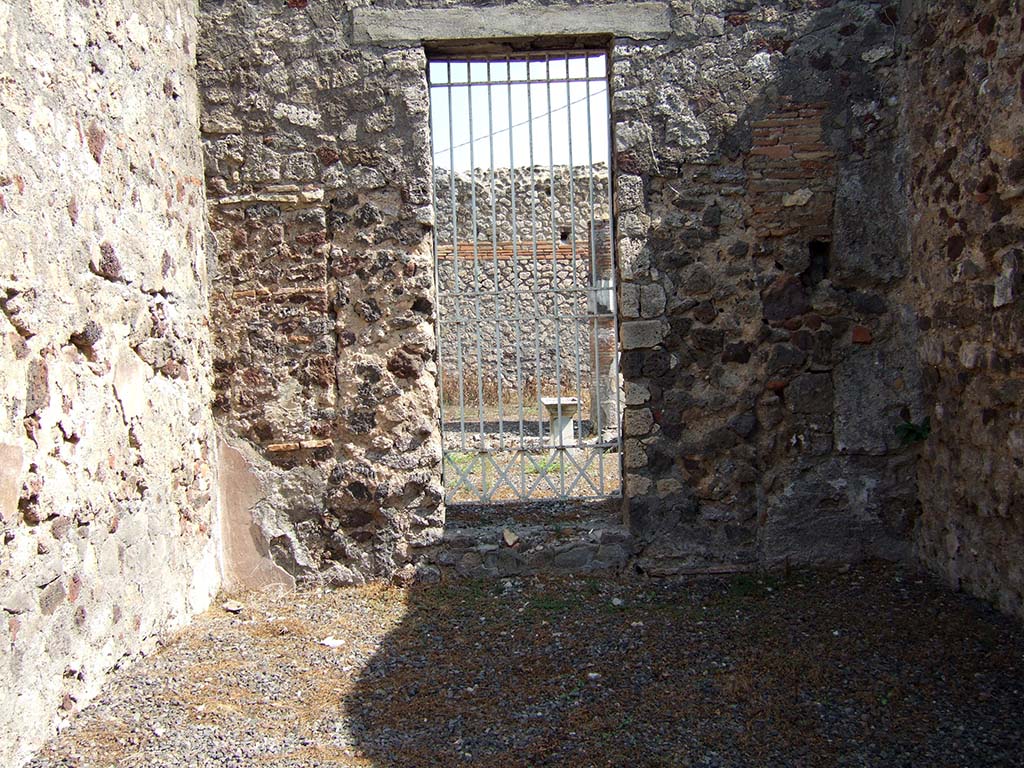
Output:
[{"xmin": 431, "ymin": 85, "xmax": 607, "ymax": 158}]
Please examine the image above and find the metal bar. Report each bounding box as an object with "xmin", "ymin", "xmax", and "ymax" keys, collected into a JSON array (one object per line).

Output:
[
  {"xmin": 432, "ymin": 49, "xmax": 605, "ymax": 64},
  {"xmin": 486, "ymin": 60, "xmax": 505, "ymax": 455},
  {"xmin": 601, "ymin": 54, "xmax": 624, "ymax": 491},
  {"xmin": 527, "ymin": 61, "xmax": 544, "ymax": 461},
  {"xmin": 584, "ymin": 55, "xmax": 605, "ymax": 495},
  {"xmin": 545, "ymin": 55, "xmax": 567, "ymax": 498},
  {"xmin": 446, "ymin": 67, "xmax": 467, "ymax": 454},
  {"xmin": 564, "ymin": 52, "xmax": 587, "ymax": 457},
  {"xmin": 432, "ymin": 51, "xmax": 605, "ymax": 64},
  {"xmin": 432, "ymin": 76, "xmax": 606, "ymax": 87},
  {"xmin": 467, "ymin": 74, "xmax": 486, "ymax": 453},
  {"xmin": 507, "ymin": 56, "xmax": 527, "ymax": 497}
]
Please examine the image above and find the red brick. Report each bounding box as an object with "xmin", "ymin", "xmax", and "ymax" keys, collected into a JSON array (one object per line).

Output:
[
  {"xmin": 750, "ymin": 145, "xmax": 794, "ymax": 159},
  {"xmin": 794, "ymin": 153, "xmax": 832, "ymax": 163},
  {"xmin": 767, "ymin": 169, "xmax": 818, "ymax": 180},
  {"xmin": 851, "ymin": 325, "xmax": 873, "ymax": 344},
  {"xmin": 750, "ymin": 117, "xmax": 807, "ymax": 129},
  {"xmin": 748, "ymin": 181, "xmax": 804, "ymax": 193},
  {"xmin": 799, "ymin": 160, "xmax": 833, "ymax": 172}
]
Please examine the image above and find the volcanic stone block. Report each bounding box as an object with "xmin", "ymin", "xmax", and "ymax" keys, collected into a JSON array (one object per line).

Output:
[
  {"xmin": 786, "ymin": 373, "xmax": 834, "ymax": 414},
  {"xmin": 621, "ymin": 320, "xmax": 668, "ymax": 350},
  {"xmin": 761, "ymin": 275, "xmax": 809, "ymax": 321}
]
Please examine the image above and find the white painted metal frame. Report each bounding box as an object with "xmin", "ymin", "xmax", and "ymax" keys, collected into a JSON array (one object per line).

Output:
[{"xmin": 429, "ymin": 50, "xmax": 622, "ymax": 504}]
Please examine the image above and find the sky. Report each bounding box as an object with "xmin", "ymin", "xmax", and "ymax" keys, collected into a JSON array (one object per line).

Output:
[{"xmin": 428, "ymin": 53, "xmax": 610, "ymax": 172}]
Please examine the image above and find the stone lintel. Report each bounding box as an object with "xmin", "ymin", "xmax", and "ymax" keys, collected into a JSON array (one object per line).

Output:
[{"xmin": 352, "ymin": 3, "xmax": 672, "ymax": 45}]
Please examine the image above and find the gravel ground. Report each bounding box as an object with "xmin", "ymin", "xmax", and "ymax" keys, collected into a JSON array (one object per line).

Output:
[{"xmin": 29, "ymin": 564, "xmax": 1024, "ymax": 768}]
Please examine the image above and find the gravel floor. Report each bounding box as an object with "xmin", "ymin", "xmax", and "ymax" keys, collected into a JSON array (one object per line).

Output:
[{"xmin": 29, "ymin": 564, "xmax": 1024, "ymax": 768}]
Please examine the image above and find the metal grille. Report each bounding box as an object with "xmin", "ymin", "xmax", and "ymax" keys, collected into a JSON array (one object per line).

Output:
[{"xmin": 428, "ymin": 51, "xmax": 621, "ymax": 504}]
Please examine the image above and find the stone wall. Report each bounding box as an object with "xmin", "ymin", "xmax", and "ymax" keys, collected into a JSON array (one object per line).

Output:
[
  {"xmin": 434, "ymin": 165, "xmax": 610, "ymax": 394},
  {"xmin": 436, "ymin": 243, "xmax": 597, "ymax": 394},
  {"xmin": 613, "ymin": 0, "xmax": 922, "ymax": 574},
  {"xmin": 199, "ymin": 0, "xmax": 925, "ymax": 585},
  {"xmin": 0, "ymin": 2, "xmax": 219, "ymax": 765},
  {"xmin": 200, "ymin": 2, "xmax": 442, "ymax": 585},
  {"xmin": 904, "ymin": 0, "xmax": 1024, "ymax": 619},
  {"xmin": 434, "ymin": 164, "xmax": 610, "ymax": 244}
]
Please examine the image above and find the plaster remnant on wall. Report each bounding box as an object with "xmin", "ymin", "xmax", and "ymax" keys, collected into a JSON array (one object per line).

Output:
[{"xmin": 217, "ymin": 440, "xmax": 296, "ymax": 593}]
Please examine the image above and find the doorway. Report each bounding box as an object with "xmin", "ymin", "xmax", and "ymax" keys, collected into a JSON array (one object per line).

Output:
[{"xmin": 428, "ymin": 50, "xmax": 622, "ymax": 504}]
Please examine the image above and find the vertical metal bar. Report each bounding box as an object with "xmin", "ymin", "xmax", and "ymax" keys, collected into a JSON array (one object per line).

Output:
[
  {"xmin": 467, "ymin": 68, "xmax": 486, "ymax": 468},
  {"xmin": 487, "ymin": 60, "xmax": 504, "ymax": 457},
  {"xmin": 447, "ymin": 64, "xmax": 467, "ymax": 457},
  {"xmin": 564, "ymin": 53, "xmax": 586, "ymax": 477},
  {"xmin": 527, "ymin": 59, "xmax": 544, "ymax": 462},
  {"xmin": 545, "ymin": 55, "xmax": 566, "ymax": 498},
  {"xmin": 584, "ymin": 54, "xmax": 605, "ymax": 495},
  {"xmin": 506, "ymin": 57, "xmax": 527, "ymax": 497}
]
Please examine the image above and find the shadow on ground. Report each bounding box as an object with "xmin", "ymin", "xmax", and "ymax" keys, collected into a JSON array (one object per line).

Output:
[
  {"xmin": 345, "ymin": 567, "xmax": 1024, "ymax": 767},
  {"xmin": 28, "ymin": 566, "xmax": 1024, "ymax": 768}
]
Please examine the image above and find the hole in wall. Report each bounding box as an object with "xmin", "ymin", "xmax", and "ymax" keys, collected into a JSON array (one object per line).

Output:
[{"xmin": 804, "ymin": 239, "xmax": 830, "ymax": 286}]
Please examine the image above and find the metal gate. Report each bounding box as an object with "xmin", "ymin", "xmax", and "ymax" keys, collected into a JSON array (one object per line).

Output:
[{"xmin": 428, "ymin": 51, "xmax": 621, "ymax": 504}]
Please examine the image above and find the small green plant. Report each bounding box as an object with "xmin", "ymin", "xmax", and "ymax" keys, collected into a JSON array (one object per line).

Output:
[
  {"xmin": 725, "ymin": 573, "xmax": 779, "ymax": 601},
  {"xmin": 523, "ymin": 454, "xmax": 563, "ymax": 475},
  {"xmin": 445, "ymin": 451, "xmax": 476, "ymax": 470},
  {"xmin": 527, "ymin": 595, "xmax": 571, "ymax": 613},
  {"xmin": 895, "ymin": 416, "xmax": 930, "ymax": 447}
]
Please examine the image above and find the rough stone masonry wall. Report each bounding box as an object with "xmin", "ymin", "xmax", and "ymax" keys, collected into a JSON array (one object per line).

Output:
[
  {"xmin": 434, "ymin": 164, "xmax": 610, "ymax": 243},
  {"xmin": 200, "ymin": 0, "xmax": 925, "ymax": 583},
  {"xmin": 904, "ymin": 0, "xmax": 1024, "ymax": 619},
  {"xmin": 437, "ymin": 247, "xmax": 595, "ymax": 394},
  {"xmin": 434, "ymin": 165, "xmax": 609, "ymax": 394},
  {"xmin": 200, "ymin": 1, "xmax": 442, "ymax": 584},
  {"xmin": 0, "ymin": 1, "xmax": 219, "ymax": 765},
  {"xmin": 616, "ymin": 0, "xmax": 923, "ymax": 574}
]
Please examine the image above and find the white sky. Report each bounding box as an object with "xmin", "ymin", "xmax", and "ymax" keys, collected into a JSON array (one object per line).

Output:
[{"xmin": 429, "ymin": 54, "xmax": 610, "ymax": 172}]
